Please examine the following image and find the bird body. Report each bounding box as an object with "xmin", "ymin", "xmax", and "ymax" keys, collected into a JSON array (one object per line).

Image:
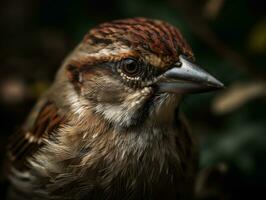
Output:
[{"xmin": 6, "ymin": 18, "xmax": 223, "ymax": 200}]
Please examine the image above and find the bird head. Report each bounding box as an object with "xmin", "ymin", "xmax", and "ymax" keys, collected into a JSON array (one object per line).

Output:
[{"xmin": 60, "ymin": 18, "xmax": 224, "ymax": 127}]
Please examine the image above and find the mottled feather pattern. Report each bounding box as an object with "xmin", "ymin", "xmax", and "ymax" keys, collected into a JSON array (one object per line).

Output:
[{"xmin": 25, "ymin": 111, "xmax": 189, "ymax": 200}]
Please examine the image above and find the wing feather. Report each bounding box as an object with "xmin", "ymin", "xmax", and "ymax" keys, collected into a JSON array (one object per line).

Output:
[{"xmin": 7, "ymin": 101, "xmax": 66, "ymax": 169}]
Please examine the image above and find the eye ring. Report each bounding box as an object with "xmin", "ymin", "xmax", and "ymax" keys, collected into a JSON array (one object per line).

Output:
[{"xmin": 120, "ymin": 58, "xmax": 142, "ymax": 77}]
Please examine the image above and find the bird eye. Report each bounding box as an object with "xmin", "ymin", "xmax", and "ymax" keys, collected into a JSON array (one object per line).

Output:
[{"xmin": 121, "ymin": 58, "xmax": 142, "ymax": 77}]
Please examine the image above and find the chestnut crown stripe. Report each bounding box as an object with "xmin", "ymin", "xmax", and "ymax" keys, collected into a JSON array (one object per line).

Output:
[
  {"xmin": 83, "ymin": 18, "xmax": 193, "ymax": 61},
  {"xmin": 66, "ymin": 17, "xmax": 194, "ymax": 82}
]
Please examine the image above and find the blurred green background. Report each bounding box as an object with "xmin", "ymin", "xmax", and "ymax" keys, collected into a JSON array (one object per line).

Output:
[{"xmin": 0, "ymin": 0, "xmax": 265, "ymax": 199}]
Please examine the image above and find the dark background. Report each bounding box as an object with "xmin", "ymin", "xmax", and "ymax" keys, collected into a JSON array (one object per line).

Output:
[{"xmin": 0, "ymin": 0, "xmax": 265, "ymax": 199}]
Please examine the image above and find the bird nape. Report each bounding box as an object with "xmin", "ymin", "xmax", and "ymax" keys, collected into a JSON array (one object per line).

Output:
[{"xmin": 6, "ymin": 17, "xmax": 223, "ymax": 200}]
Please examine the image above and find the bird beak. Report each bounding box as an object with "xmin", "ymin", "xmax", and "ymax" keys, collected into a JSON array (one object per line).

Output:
[{"xmin": 157, "ymin": 55, "xmax": 224, "ymax": 94}]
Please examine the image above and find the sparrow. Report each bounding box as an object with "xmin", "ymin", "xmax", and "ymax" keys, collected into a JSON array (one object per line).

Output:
[{"xmin": 6, "ymin": 18, "xmax": 224, "ymax": 200}]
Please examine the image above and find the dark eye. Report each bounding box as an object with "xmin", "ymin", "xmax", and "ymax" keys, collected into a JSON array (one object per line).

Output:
[{"xmin": 121, "ymin": 58, "xmax": 142, "ymax": 77}]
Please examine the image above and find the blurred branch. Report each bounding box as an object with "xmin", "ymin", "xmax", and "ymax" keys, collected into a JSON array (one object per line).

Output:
[
  {"xmin": 212, "ymin": 81, "xmax": 266, "ymax": 114},
  {"xmin": 170, "ymin": 0, "xmax": 265, "ymax": 80}
]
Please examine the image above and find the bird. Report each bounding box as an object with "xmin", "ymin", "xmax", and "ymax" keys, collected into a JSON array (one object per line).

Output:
[{"xmin": 5, "ymin": 17, "xmax": 224, "ymax": 200}]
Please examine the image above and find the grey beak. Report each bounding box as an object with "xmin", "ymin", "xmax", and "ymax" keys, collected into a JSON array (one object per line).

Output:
[{"xmin": 158, "ymin": 55, "xmax": 224, "ymax": 94}]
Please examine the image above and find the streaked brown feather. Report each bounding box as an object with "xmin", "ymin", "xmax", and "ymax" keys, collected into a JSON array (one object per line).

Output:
[{"xmin": 7, "ymin": 101, "xmax": 66, "ymax": 170}]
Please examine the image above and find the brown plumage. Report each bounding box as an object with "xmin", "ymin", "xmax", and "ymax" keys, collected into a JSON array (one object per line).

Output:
[{"xmin": 6, "ymin": 18, "xmax": 223, "ymax": 200}]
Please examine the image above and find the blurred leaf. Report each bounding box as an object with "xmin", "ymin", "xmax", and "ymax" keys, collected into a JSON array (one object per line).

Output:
[
  {"xmin": 247, "ymin": 20, "xmax": 266, "ymax": 55},
  {"xmin": 201, "ymin": 122, "xmax": 265, "ymax": 174},
  {"xmin": 31, "ymin": 81, "xmax": 50, "ymax": 98}
]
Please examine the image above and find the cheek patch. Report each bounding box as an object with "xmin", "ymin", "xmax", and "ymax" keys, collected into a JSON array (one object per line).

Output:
[
  {"xmin": 96, "ymin": 84, "xmax": 125, "ymax": 105},
  {"xmin": 83, "ymin": 76, "xmax": 128, "ymax": 106}
]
